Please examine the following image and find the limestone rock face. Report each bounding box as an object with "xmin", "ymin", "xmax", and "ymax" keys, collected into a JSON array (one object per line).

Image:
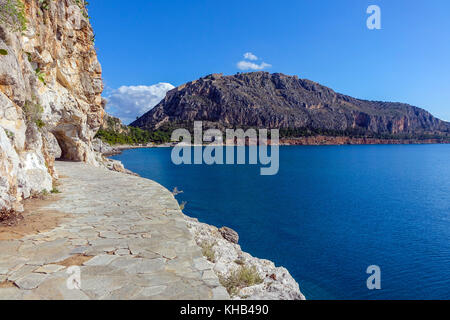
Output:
[
  {"xmin": 101, "ymin": 113, "xmax": 130, "ymax": 134},
  {"xmin": 0, "ymin": 0, "xmax": 104, "ymax": 210},
  {"xmin": 92, "ymin": 138, "xmax": 116, "ymax": 155},
  {"xmin": 219, "ymin": 226, "xmax": 239, "ymax": 244},
  {"xmin": 185, "ymin": 215, "xmax": 305, "ymax": 300}
]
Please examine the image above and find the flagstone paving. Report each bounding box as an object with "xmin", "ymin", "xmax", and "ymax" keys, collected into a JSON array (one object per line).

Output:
[{"xmin": 0, "ymin": 161, "xmax": 229, "ymax": 300}]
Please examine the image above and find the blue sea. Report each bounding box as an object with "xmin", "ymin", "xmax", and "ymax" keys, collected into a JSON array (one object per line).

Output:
[{"xmin": 111, "ymin": 144, "xmax": 450, "ymax": 300}]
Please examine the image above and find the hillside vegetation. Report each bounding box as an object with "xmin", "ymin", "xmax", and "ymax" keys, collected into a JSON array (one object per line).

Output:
[{"xmin": 95, "ymin": 114, "xmax": 172, "ymax": 145}]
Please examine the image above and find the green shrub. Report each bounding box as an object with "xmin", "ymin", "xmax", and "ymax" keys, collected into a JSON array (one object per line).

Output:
[
  {"xmin": 74, "ymin": 0, "xmax": 89, "ymax": 19},
  {"xmin": 23, "ymin": 99, "xmax": 45, "ymax": 128},
  {"xmin": 94, "ymin": 125, "xmax": 173, "ymax": 145},
  {"xmin": 4, "ymin": 129, "xmax": 14, "ymax": 139},
  {"xmin": 38, "ymin": 0, "xmax": 50, "ymax": 10},
  {"xmin": 200, "ymin": 241, "xmax": 216, "ymax": 263},
  {"xmin": 35, "ymin": 119, "xmax": 45, "ymax": 128},
  {"xmin": 219, "ymin": 266, "xmax": 263, "ymax": 297},
  {"xmin": 95, "ymin": 128, "xmax": 147, "ymax": 145},
  {"xmin": 0, "ymin": 0, "xmax": 27, "ymax": 32},
  {"xmin": 35, "ymin": 68, "xmax": 46, "ymax": 85},
  {"xmin": 50, "ymin": 187, "xmax": 60, "ymax": 194}
]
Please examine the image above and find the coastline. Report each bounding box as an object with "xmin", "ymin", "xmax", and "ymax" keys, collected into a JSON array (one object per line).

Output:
[
  {"xmin": 184, "ymin": 215, "xmax": 305, "ymax": 300},
  {"xmin": 1, "ymin": 161, "xmax": 305, "ymax": 299},
  {"xmin": 103, "ymin": 140, "xmax": 449, "ymax": 300},
  {"xmin": 100, "ymin": 143, "xmax": 171, "ymax": 156},
  {"xmin": 103, "ymin": 148, "xmax": 306, "ymax": 300},
  {"xmin": 102, "ymin": 136, "xmax": 450, "ymax": 157}
]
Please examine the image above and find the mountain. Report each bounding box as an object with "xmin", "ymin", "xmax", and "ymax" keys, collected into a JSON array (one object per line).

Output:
[{"xmin": 131, "ymin": 72, "xmax": 450, "ymax": 140}]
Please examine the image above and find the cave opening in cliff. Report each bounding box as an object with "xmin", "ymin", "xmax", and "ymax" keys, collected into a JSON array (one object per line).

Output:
[
  {"xmin": 52, "ymin": 131, "xmax": 69, "ymax": 160},
  {"xmin": 52, "ymin": 131, "xmax": 77, "ymax": 161}
]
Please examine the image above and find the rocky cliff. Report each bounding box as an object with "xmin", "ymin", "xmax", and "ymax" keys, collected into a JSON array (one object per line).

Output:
[
  {"xmin": 184, "ymin": 215, "xmax": 305, "ymax": 300},
  {"xmin": 132, "ymin": 72, "xmax": 450, "ymax": 140},
  {"xmin": 100, "ymin": 113, "xmax": 129, "ymax": 135},
  {"xmin": 0, "ymin": 0, "xmax": 104, "ymax": 210}
]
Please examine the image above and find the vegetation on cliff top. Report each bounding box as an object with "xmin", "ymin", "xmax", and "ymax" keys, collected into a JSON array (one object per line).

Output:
[
  {"xmin": 0, "ymin": 0, "xmax": 27, "ymax": 32},
  {"xmin": 129, "ymin": 120, "xmax": 450, "ymax": 143},
  {"xmin": 95, "ymin": 126, "xmax": 173, "ymax": 145},
  {"xmin": 95, "ymin": 127, "xmax": 150, "ymax": 145},
  {"xmin": 278, "ymin": 126, "xmax": 450, "ymax": 141}
]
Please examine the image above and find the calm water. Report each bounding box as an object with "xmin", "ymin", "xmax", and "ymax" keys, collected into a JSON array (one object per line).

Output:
[{"xmin": 111, "ymin": 145, "xmax": 450, "ymax": 300}]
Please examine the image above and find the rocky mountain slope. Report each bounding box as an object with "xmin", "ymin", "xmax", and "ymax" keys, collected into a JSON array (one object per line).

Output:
[
  {"xmin": 132, "ymin": 72, "xmax": 450, "ymax": 140},
  {"xmin": 0, "ymin": 0, "xmax": 104, "ymax": 210},
  {"xmin": 94, "ymin": 113, "xmax": 157, "ymax": 145}
]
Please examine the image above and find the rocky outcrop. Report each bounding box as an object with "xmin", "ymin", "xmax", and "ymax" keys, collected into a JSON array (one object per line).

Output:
[
  {"xmin": 92, "ymin": 138, "xmax": 117, "ymax": 155},
  {"xmin": 185, "ymin": 215, "xmax": 305, "ymax": 300},
  {"xmin": 219, "ymin": 226, "xmax": 239, "ymax": 244},
  {"xmin": 100, "ymin": 113, "xmax": 129, "ymax": 135},
  {"xmin": 132, "ymin": 72, "xmax": 450, "ymax": 140},
  {"xmin": 0, "ymin": 0, "xmax": 104, "ymax": 210}
]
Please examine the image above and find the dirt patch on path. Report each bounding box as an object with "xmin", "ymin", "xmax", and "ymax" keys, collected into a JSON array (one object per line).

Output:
[
  {"xmin": 58, "ymin": 254, "xmax": 92, "ymax": 267},
  {"xmin": 0, "ymin": 280, "xmax": 17, "ymax": 288},
  {"xmin": 0, "ymin": 195, "xmax": 70, "ymax": 240}
]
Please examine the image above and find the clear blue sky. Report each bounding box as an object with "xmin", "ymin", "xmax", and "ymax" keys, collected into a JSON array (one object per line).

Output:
[{"xmin": 89, "ymin": 0, "xmax": 450, "ymax": 121}]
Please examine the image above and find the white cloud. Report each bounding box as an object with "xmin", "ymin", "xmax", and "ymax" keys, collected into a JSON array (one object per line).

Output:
[
  {"xmin": 243, "ymin": 52, "xmax": 258, "ymax": 61},
  {"xmin": 104, "ymin": 83, "xmax": 175, "ymax": 124},
  {"xmin": 237, "ymin": 61, "xmax": 272, "ymax": 71},
  {"xmin": 237, "ymin": 52, "xmax": 271, "ymax": 71}
]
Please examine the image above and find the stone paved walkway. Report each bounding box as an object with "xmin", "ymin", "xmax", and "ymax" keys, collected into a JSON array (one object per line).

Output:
[{"xmin": 0, "ymin": 161, "xmax": 229, "ymax": 300}]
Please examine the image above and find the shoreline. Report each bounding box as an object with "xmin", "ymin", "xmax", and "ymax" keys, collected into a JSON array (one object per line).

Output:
[
  {"xmin": 103, "ymin": 137, "xmax": 450, "ymax": 156},
  {"xmin": 105, "ymin": 141, "xmax": 450, "ymax": 300},
  {"xmin": 101, "ymin": 143, "xmax": 170, "ymax": 156},
  {"xmin": 104, "ymin": 150, "xmax": 305, "ymax": 300}
]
